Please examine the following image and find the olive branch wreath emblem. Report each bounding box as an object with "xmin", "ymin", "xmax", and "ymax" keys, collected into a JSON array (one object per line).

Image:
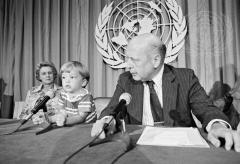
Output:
[{"xmin": 95, "ymin": 0, "xmax": 187, "ymax": 69}]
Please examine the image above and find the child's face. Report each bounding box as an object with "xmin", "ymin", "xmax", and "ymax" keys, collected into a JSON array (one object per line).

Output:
[{"xmin": 61, "ymin": 68, "xmax": 86, "ymax": 94}]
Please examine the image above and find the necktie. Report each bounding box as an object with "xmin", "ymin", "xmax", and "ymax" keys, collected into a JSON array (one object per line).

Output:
[{"xmin": 147, "ymin": 80, "xmax": 164, "ymax": 122}]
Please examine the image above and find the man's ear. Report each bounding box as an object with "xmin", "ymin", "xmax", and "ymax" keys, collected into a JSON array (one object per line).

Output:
[
  {"xmin": 153, "ymin": 54, "xmax": 161, "ymax": 68},
  {"xmin": 82, "ymin": 79, "xmax": 88, "ymax": 88}
]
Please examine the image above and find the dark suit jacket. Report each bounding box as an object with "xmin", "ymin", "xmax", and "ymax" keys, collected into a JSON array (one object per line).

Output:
[{"xmin": 100, "ymin": 64, "xmax": 229, "ymax": 129}]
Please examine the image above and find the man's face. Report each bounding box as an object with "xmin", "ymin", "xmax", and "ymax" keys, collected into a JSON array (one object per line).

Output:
[{"xmin": 126, "ymin": 44, "xmax": 155, "ymax": 81}]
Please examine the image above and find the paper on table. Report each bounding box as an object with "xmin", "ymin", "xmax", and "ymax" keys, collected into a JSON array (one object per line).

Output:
[{"xmin": 137, "ymin": 126, "xmax": 209, "ymax": 148}]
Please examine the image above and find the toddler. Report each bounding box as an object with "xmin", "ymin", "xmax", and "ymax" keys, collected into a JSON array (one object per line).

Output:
[{"xmin": 51, "ymin": 61, "xmax": 96, "ymax": 126}]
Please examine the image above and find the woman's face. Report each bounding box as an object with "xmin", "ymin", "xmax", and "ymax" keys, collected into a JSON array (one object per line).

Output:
[{"xmin": 39, "ymin": 66, "xmax": 54, "ymax": 85}]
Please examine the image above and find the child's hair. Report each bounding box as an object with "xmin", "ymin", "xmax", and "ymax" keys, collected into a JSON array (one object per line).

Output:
[
  {"xmin": 60, "ymin": 61, "xmax": 90, "ymax": 82},
  {"xmin": 35, "ymin": 61, "xmax": 58, "ymax": 82}
]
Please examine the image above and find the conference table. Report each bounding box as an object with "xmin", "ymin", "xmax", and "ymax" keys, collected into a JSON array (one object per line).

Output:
[{"xmin": 0, "ymin": 119, "xmax": 240, "ymax": 164}]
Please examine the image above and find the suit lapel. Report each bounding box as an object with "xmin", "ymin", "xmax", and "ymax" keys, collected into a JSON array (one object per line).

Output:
[
  {"xmin": 129, "ymin": 80, "xmax": 144, "ymax": 124},
  {"xmin": 162, "ymin": 65, "xmax": 178, "ymax": 126}
]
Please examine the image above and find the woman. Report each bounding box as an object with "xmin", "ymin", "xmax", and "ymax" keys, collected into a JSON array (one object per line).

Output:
[{"xmin": 19, "ymin": 61, "xmax": 61, "ymax": 124}]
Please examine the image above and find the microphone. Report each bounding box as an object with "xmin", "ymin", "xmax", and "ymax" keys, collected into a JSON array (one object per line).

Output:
[
  {"xmin": 20, "ymin": 91, "xmax": 55, "ymax": 126},
  {"xmin": 108, "ymin": 93, "xmax": 131, "ymax": 133},
  {"xmin": 110, "ymin": 93, "xmax": 132, "ymax": 118},
  {"xmin": 89, "ymin": 93, "xmax": 132, "ymax": 148},
  {"xmin": 5, "ymin": 91, "xmax": 55, "ymax": 135},
  {"xmin": 100, "ymin": 93, "xmax": 131, "ymax": 134},
  {"xmin": 65, "ymin": 93, "xmax": 132, "ymax": 164}
]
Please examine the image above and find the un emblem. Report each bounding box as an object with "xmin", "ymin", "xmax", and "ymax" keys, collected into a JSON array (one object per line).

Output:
[{"xmin": 95, "ymin": 0, "xmax": 187, "ymax": 69}]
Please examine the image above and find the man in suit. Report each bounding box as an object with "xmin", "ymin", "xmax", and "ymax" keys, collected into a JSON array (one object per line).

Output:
[{"xmin": 91, "ymin": 33, "xmax": 240, "ymax": 152}]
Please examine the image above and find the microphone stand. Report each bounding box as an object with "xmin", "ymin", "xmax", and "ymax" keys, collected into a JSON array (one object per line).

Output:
[
  {"xmin": 63, "ymin": 106, "xmax": 133, "ymax": 164},
  {"xmin": 89, "ymin": 106, "xmax": 132, "ymax": 151},
  {"xmin": 9, "ymin": 113, "xmax": 34, "ymax": 134},
  {"xmin": 5, "ymin": 105, "xmax": 46, "ymax": 135},
  {"xmin": 35, "ymin": 106, "xmax": 59, "ymax": 135},
  {"xmin": 35, "ymin": 105, "xmax": 53, "ymax": 135}
]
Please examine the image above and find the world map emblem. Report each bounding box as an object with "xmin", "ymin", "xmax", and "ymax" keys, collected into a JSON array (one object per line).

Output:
[{"xmin": 95, "ymin": 0, "xmax": 187, "ymax": 69}]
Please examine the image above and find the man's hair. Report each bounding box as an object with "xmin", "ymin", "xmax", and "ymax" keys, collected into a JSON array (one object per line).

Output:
[
  {"xmin": 35, "ymin": 61, "xmax": 58, "ymax": 82},
  {"xmin": 144, "ymin": 34, "xmax": 166, "ymax": 60},
  {"xmin": 60, "ymin": 61, "xmax": 90, "ymax": 82},
  {"xmin": 154, "ymin": 39, "xmax": 166, "ymax": 60},
  {"xmin": 128, "ymin": 33, "xmax": 166, "ymax": 62}
]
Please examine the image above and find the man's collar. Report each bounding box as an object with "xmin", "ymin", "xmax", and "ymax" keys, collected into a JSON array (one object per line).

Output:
[{"xmin": 152, "ymin": 65, "xmax": 164, "ymax": 85}]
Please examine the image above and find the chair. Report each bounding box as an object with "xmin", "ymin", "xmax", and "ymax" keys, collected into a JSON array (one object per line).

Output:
[
  {"xmin": 93, "ymin": 97, "xmax": 111, "ymax": 118},
  {"xmin": 13, "ymin": 101, "xmax": 25, "ymax": 119}
]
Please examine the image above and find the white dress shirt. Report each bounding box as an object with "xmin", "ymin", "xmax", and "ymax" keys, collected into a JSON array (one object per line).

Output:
[{"xmin": 142, "ymin": 66, "xmax": 164, "ymax": 126}]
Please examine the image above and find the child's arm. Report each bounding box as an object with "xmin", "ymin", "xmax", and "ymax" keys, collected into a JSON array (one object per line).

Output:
[
  {"xmin": 46, "ymin": 93, "xmax": 67, "ymax": 126},
  {"xmin": 47, "ymin": 108, "xmax": 67, "ymax": 126},
  {"xmin": 48, "ymin": 100, "xmax": 88, "ymax": 126},
  {"xmin": 64, "ymin": 112, "xmax": 89, "ymax": 125},
  {"xmin": 65, "ymin": 94, "xmax": 95, "ymax": 125}
]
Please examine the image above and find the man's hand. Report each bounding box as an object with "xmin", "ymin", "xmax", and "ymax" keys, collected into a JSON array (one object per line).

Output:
[
  {"xmin": 91, "ymin": 116, "xmax": 116, "ymax": 139},
  {"xmin": 207, "ymin": 122, "xmax": 240, "ymax": 152}
]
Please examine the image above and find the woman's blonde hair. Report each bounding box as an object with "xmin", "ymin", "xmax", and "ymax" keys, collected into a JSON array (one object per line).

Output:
[{"xmin": 60, "ymin": 61, "xmax": 90, "ymax": 82}]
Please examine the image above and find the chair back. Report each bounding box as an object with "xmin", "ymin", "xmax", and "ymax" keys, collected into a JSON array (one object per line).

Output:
[
  {"xmin": 13, "ymin": 101, "xmax": 25, "ymax": 119},
  {"xmin": 94, "ymin": 97, "xmax": 111, "ymax": 118}
]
